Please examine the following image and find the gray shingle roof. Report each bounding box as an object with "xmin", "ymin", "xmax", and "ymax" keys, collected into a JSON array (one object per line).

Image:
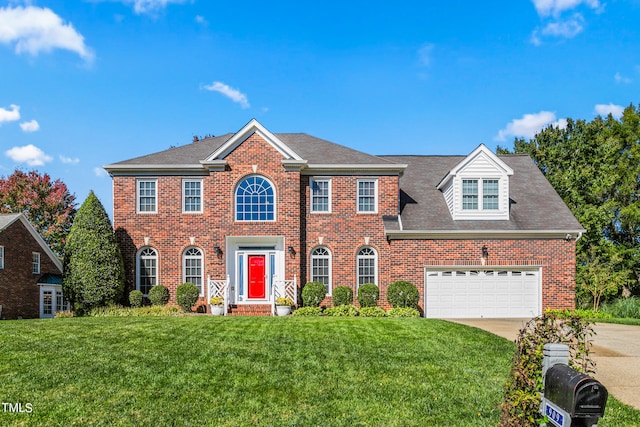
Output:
[
  {"xmin": 0, "ymin": 213, "xmax": 22, "ymax": 230},
  {"xmin": 107, "ymin": 133, "xmax": 398, "ymax": 167},
  {"xmin": 380, "ymin": 154, "xmax": 584, "ymax": 232}
]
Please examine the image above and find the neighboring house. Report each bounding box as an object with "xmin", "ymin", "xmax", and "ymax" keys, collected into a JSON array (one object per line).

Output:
[
  {"xmin": 0, "ymin": 213, "xmax": 66, "ymax": 319},
  {"xmin": 104, "ymin": 119, "xmax": 584, "ymax": 318}
]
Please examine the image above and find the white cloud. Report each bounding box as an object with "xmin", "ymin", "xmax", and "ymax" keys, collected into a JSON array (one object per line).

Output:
[
  {"xmin": 113, "ymin": 0, "xmax": 187, "ymax": 15},
  {"xmin": 418, "ymin": 43, "xmax": 434, "ymax": 67},
  {"xmin": 0, "ymin": 104, "xmax": 20, "ymax": 124},
  {"xmin": 0, "ymin": 5, "xmax": 93, "ymax": 61},
  {"xmin": 5, "ymin": 144, "xmax": 53, "ymax": 166},
  {"xmin": 532, "ymin": 0, "xmax": 600, "ymax": 17},
  {"xmin": 203, "ymin": 81, "xmax": 250, "ymax": 109},
  {"xmin": 615, "ymin": 72, "xmax": 632, "ymax": 84},
  {"xmin": 594, "ymin": 103, "xmax": 624, "ymax": 119},
  {"xmin": 19, "ymin": 119, "xmax": 39, "ymax": 132},
  {"xmin": 94, "ymin": 167, "xmax": 108, "ymax": 177},
  {"xmin": 495, "ymin": 111, "xmax": 567, "ymax": 141},
  {"xmin": 540, "ymin": 17, "xmax": 584, "ymax": 38},
  {"xmin": 530, "ymin": 0, "xmax": 602, "ymax": 44},
  {"xmin": 60, "ymin": 155, "xmax": 80, "ymax": 164},
  {"xmin": 195, "ymin": 15, "xmax": 208, "ymax": 26}
]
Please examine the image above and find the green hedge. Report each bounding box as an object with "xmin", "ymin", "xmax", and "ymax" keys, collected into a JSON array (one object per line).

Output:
[
  {"xmin": 129, "ymin": 290, "xmax": 143, "ymax": 308},
  {"xmin": 302, "ymin": 282, "xmax": 327, "ymax": 307},
  {"xmin": 148, "ymin": 285, "xmax": 170, "ymax": 306},
  {"xmin": 332, "ymin": 286, "xmax": 354, "ymax": 307},
  {"xmin": 357, "ymin": 283, "xmax": 379, "ymax": 308},
  {"xmin": 386, "ymin": 280, "xmax": 419, "ymax": 309},
  {"xmin": 176, "ymin": 282, "xmax": 199, "ymax": 312}
]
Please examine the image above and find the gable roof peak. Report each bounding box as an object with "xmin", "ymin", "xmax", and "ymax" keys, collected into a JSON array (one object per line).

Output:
[
  {"xmin": 437, "ymin": 144, "xmax": 514, "ymax": 190},
  {"xmin": 203, "ymin": 118, "xmax": 303, "ymax": 162}
]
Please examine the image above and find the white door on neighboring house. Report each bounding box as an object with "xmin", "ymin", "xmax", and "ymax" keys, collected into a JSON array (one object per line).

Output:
[{"xmin": 39, "ymin": 285, "xmax": 67, "ymax": 318}]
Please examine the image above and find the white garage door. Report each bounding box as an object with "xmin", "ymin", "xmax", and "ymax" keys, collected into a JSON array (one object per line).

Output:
[{"xmin": 425, "ymin": 269, "xmax": 541, "ymax": 319}]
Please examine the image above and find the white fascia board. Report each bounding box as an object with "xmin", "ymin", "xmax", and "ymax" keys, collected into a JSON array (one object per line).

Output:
[
  {"xmin": 303, "ymin": 163, "xmax": 407, "ymax": 175},
  {"xmin": 385, "ymin": 229, "xmax": 586, "ymax": 240},
  {"xmin": 205, "ymin": 119, "xmax": 303, "ymax": 161}
]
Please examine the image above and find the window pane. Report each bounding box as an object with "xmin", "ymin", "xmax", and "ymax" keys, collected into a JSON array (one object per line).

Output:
[
  {"xmin": 32, "ymin": 252, "xmax": 40, "ymax": 274},
  {"xmin": 184, "ymin": 180, "xmax": 201, "ymax": 212},
  {"xmin": 310, "ymin": 247, "xmax": 331, "ymax": 293},
  {"xmin": 311, "ymin": 180, "xmax": 330, "ymax": 212},
  {"xmin": 43, "ymin": 291, "xmax": 52, "ymax": 315},
  {"xmin": 235, "ymin": 176, "xmax": 275, "ymax": 221},
  {"xmin": 462, "ymin": 179, "xmax": 478, "ymax": 210},
  {"xmin": 358, "ymin": 180, "xmax": 376, "ymax": 212},
  {"xmin": 138, "ymin": 181, "xmax": 156, "ymax": 212},
  {"xmin": 139, "ymin": 248, "xmax": 158, "ymax": 295},
  {"xmin": 357, "ymin": 247, "xmax": 376, "ymax": 286},
  {"xmin": 483, "ymin": 179, "xmax": 499, "ymax": 210},
  {"xmin": 184, "ymin": 247, "xmax": 203, "ymax": 294}
]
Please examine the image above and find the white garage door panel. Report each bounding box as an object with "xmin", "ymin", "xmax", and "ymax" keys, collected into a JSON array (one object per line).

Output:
[{"xmin": 425, "ymin": 270, "xmax": 540, "ymax": 319}]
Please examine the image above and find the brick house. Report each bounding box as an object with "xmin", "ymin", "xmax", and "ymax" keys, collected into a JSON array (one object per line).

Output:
[
  {"xmin": 104, "ymin": 119, "xmax": 584, "ymax": 318},
  {"xmin": 0, "ymin": 213, "xmax": 65, "ymax": 319}
]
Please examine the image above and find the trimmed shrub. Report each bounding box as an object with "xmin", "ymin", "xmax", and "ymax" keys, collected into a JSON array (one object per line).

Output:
[
  {"xmin": 148, "ymin": 285, "xmax": 170, "ymax": 306},
  {"xmin": 359, "ymin": 306, "xmax": 387, "ymax": 317},
  {"xmin": 129, "ymin": 290, "xmax": 144, "ymax": 308},
  {"xmin": 176, "ymin": 282, "xmax": 199, "ymax": 312},
  {"xmin": 292, "ymin": 306, "xmax": 324, "ymax": 316},
  {"xmin": 387, "ymin": 307, "xmax": 420, "ymax": 318},
  {"xmin": 54, "ymin": 310, "xmax": 74, "ymax": 318},
  {"xmin": 332, "ymin": 286, "xmax": 354, "ymax": 307},
  {"xmin": 357, "ymin": 283, "xmax": 379, "ymax": 308},
  {"xmin": 386, "ymin": 280, "xmax": 420, "ymax": 309},
  {"xmin": 302, "ymin": 281, "xmax": 327, "ymax": 307},
  {"xmin": 499, "ymin": 312, "xmax": 595, "ymax": 426},
  {"xmin": 88, "ymin": 305, "xmax": 182, "ymax": 317},
  {"xmin": 325, "ymin": 305, "xmax": 359, "ymax": 317}
]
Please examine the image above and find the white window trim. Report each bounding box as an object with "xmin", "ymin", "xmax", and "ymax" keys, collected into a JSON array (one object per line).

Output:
[
  {"xmin": 32, "ymin": 252, "xmax": 40, "ymax": 275},
  {"xmin": 183, "ymin": 247, "xmax": 205, "ymax": 296},
  {"xmin": 356, "ymin": 178, "xmax": 378, "ymax": 214},
  {"xmin": 137, "ymin": 178, "xmax": 158, "ymax": 214},
  {"xmin": 234, "ymin": 175, "xmax": 277, "ymax": 222},
  {"xmin": 182, "ymin": 178, "xmax": 203, "ymax": 214},
  {"xmin": 356, "ymin": 246, "xmax": 378, "ymax": 288},
  {"xmin": 310, "ymin": 178, "xmax": 332, "ymax": 214},
  {"xmin": 0, "ymin": 245, "xmax": 4, "ymax": 269},
  {"xmin": 136, "ymin": 247, "xmax": 159, "ymax": 296},
  {"xmin": 310, "ymin": 246, "xmax": 332, "ymax": 295},
  {"xmin": 461, "ymin": 178, "xmax": 501, "ymax": 212}
]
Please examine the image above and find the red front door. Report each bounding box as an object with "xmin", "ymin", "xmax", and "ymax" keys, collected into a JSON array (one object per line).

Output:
[{"xmin": 248, "ymin": 255, "xmax": 266, "ymax": 299}]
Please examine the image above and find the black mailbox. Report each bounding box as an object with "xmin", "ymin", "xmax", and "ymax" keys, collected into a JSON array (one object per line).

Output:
[{"xmin": 545, "ymin": 364, "xmax": 608, "ymax": 424}]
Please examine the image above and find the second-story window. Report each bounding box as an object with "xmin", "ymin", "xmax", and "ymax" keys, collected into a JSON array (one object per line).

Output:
[
  {"xmin": 310, "ymin": 178, "xmax": 331, "ymax": 213},
  {"xmin": 137, "ymin": 179, "xmax": 157, "ymax": 213},
  {"xmin": 235, "ymin": 175, "xmax": 275, "ymax": 221},
  {"xmin": 183, "ymin": 179, "xmax": 203, "ymax": 213},
  {"xmin": 357, "ymin": 179, "xmax": 377, "ymax": 213}
]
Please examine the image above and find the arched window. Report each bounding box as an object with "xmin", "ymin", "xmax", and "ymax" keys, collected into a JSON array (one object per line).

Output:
[
  {"xmin": 356, "ymin": 247, "xmax": 377, "ymax": 287},
  {"xmin": 137, "ymin": 247, "xmax": 158, "ymax": 295},
  {"xmin": 183, "ymin": 247, "xmax": 203, "ymax": 296},
  {"xmin": 310, "ymin": 247, "xmax": 331, "ymax": 295},
  {"xmin": 235, "ymin": 175, "xmax": 275, "ymax": 221}
]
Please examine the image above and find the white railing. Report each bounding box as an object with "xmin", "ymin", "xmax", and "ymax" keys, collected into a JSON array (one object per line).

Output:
[
  {"xmin": 271, "ymin": 275, "xmax": 297, "ymax": 316},
  {"xmin": 207, "ymin": 275, "xmax": 230, "ymax": 316}
]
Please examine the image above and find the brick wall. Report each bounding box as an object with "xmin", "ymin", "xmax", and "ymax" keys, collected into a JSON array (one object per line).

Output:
[
  {"xmin": 387, "ymin": 238, "xmax": 576, "ymax": 312},
  {"xmin": 0, "ymin": 220, "xmax": 61, "ymax": 319}
]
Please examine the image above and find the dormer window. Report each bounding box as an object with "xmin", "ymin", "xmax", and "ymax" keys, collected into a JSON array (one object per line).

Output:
[
  {"xmin": 437, "ymin": 144, "xmax": 513, "ymax": 221},
  {"xmin": 462, "ymin": 179, "xmax": 500, "ymax": 211}
]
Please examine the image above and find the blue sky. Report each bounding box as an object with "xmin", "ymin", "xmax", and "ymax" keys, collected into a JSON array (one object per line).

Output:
[{"xmin": 1, "ymin": 0, "xmax": 639, "ymax": 213}]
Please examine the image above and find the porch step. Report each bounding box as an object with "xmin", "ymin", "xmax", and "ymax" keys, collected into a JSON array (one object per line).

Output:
[{"xmin": 227, "ymin": 304, "xmax": 273, "ymax": 316}]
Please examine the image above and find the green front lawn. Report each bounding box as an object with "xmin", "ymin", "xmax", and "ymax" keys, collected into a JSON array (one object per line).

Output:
[{"xmin": 0, "ymin": 316, "xmax": 638, "ymax": 426}]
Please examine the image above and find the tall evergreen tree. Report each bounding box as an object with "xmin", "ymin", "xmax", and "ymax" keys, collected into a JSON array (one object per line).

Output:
[{"xmin": 63, "ymin": 191, "xmax": 124, "ymax": 312}]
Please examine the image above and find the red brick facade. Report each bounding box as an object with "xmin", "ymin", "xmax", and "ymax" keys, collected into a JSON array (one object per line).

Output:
[
  {"xmin": 0, "ymin": 217, "xmax": 63, "ymax": 319},
  {"xmin": 112, "ymin": 132, "xmax": 577, "ymax": 315}
]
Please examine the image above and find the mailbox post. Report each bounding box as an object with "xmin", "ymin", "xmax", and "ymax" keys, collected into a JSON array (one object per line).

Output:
[{"xmin": 540, "ymin": 343, "xmax": 608, "ymax": 427}]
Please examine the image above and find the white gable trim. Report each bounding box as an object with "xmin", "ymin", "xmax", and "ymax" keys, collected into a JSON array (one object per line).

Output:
[
  {"xmin": 1, "ymin": 214, "xmax": 63, "ymax": 273},
  {"xmin": 204, "ymin": 119, "xmax": 303, "ymax": 162},
  {"xmin": 437, "ymin": 144, "xmax": 513, "ymax": 190}
]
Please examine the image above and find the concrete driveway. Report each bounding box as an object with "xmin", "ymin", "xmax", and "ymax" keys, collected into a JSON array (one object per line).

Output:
[{"xmin": 450, "ymin": 318, "xmax": 640, "ymax": 410}]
